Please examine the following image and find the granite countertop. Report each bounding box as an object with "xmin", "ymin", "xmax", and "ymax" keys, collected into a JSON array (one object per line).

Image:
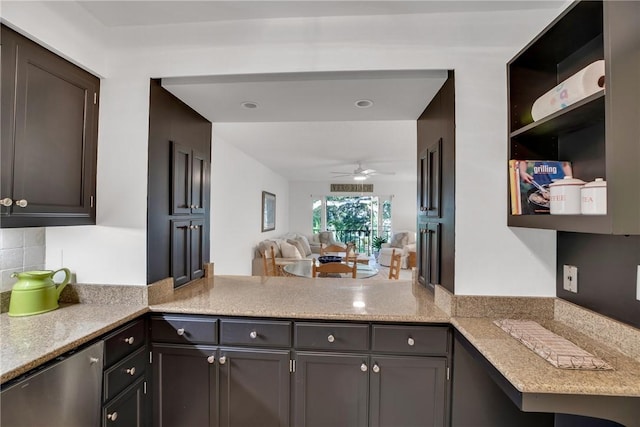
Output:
[
  {"xmin": 2, "ymin": 274, "xmax": 639, "ymax": 415},
  {"xmin": 0, "ymin": 303, "xmax": 147, "ymax": 384}
]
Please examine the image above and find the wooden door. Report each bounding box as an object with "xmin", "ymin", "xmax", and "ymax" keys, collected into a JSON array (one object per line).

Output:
[
  {"xmin": 369, "ymin": 356, "xmax": 448, "ymax": 427},
  {"xmin": 218, "ymin": 348, "xmax": 290, "ymax": 427},
  {"xmin": 294, "ymin": 352, "xmax": 369, "ymax": 427},
  {"xmin": 152, "ymin": 344, "xmax": 218, "ymax": 427}
]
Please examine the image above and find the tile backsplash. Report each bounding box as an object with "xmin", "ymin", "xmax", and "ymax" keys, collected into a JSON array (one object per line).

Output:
[{"xmin": 0, "ymin": 228, "xmax": 46, "ymax": 292}]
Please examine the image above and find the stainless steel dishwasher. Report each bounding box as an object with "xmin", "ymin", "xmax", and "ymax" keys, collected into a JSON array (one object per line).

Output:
[{"xmin": 1, "ymin": 340, "xmax": 104, "ymax": 427}]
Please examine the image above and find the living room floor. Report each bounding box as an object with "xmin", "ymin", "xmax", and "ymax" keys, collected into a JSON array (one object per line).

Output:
[{"xmin": 368, "ymin": 256, "xmax": 414, "ymax": 280}]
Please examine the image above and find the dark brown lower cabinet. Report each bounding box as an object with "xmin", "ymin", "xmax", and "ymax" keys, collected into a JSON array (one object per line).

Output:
[
  {"xmin": 294, "ymin": 352, "xmax": 369, "ymax": 427},
  {"xmin": 218, "ymin": 348, "xmax": 290, "ymax": 427},
  {"xmin": 103, "ymin": 378, "xmax": 147, "ymax": 427},
  {"xmin": 418, "ymin": 222, "xmax": 441, "ymax": 288},
  {"xmin": 152, "ymin": 344, "xmax": 218, "ymax": 427},
  {"xmin": 370, "ymin": 356, "xmax": 447, "ymax": 427}
]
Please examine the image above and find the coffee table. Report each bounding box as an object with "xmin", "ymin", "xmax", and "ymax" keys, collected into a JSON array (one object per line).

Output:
[{"xmin": 283, "ymin": 260, "xmax": 379, "ymax": 279}]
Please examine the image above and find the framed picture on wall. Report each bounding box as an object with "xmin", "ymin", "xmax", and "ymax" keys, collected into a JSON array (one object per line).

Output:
[{"xmin": 262, "ymin": 191, "xmax": 276, "ymax": 232}]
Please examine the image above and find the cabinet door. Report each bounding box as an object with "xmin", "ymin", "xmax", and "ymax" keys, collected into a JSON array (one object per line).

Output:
[
  {"xmin": 1, "ymin": 25, "xmax": 98, "ymax": 227},
  {"xmin": 190, "ymin": 218, "xmax": 205, "ymax": 281},
  {"xmin": 218, "ymin": 348, "xmax": 290, "ymax": 427},
  {"xmin": 171, "ymin": 142, "xmax": 192, "ymax": 215},
  {"xmin": 103, "ymin": 377, "xmax": 147, "ymax": 427},
  {"xmin": 152, "ymin": 344, "xmax": 218, "ymax": 427},
  {"xmin": 418, "ymin": 139, "xmax": 442, "ymax": 218},
  {"xmin": 191, "ymin": 150, "xmax": 208, "ymax": 215},
  {"xmin": 418, "ymin": 223, "xmax": 441, "ymax": 288},
  {"xmin": 171, "ymin": 220, "xmax": 191, "ymax": 287},
  {"xmin": 369, "ymin": 356, "xmax": 448, "ymax": 427},
  {"xmin": 294, "ymin": 352, "xmax": 368, "ymax": 427}
]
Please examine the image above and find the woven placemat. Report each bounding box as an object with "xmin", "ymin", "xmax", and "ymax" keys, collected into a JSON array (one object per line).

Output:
[{"xmin": 494, "ymin": 319, "xmax": 613, "ymax": 370}]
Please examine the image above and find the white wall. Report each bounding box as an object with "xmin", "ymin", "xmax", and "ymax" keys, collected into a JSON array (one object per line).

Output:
[
  {"xmin": 289, "ymin": 181, "xmax": 416, "ymax": 236},
  {"xmin": 211, "ymin": 136, "xmax": 289, "ymax": 275},
  {"xmin": 1, "ymin": 2, "xmax": 566, "ymax": 294}
]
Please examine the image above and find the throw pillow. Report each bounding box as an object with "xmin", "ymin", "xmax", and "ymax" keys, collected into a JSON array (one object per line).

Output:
[
  {"xmin": 390, "ymin": 232, "xmax": 409, "ymax": 248},
  {"xmin": 318, "ymin": 231, "xmax": 334, "ymax": 244},
  {"xmin": 259, "ymin": 240, "xmax": 281, "ymax": 258},
  {"xmin": 280, "ymin": 241, "xmax": 302, "ymax": 259},
  {"xmin": 295, "ymin": 235, "xmax": 312, "ymax": 256},
  {"xmin": 287, "ymin": 239, "xmax": 307, "ymax": 258}
]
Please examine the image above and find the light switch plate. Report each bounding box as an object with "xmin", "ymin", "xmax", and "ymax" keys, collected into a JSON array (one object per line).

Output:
[{"xmin": 563, "ymin": 265, "xmax": 578, "ymax": 293}]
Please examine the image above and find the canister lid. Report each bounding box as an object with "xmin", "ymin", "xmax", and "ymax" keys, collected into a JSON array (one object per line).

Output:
[
  {"xmin": 582, "ymin": 177, "xmax": 607, "ymax": 188},
  {"xmin": 549, "ymin": 176, "xmax": 586, "ymax": 186}
]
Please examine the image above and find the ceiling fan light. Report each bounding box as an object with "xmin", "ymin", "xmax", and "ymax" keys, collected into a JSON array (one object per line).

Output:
[{"xmin": 353, "ymin": 175, "xmax": 367, "ymax": 181}]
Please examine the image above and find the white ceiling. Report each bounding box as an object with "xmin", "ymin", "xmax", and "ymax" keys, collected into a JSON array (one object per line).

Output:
[{"xmin": 77, "ymin": 1, "xmax": 564, "ymax": 184}]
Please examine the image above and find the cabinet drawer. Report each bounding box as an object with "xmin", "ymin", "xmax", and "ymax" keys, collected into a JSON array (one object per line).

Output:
[
  {"xmin": 372, "ymin": 325, "xmax": 449, "ymax": 355},
  {"xmin": 104, "ymin": 346, "xmax": 147, "ymax": 402},
  {"xmin": 220, "ymin": 319, "xmax": 291, "ymax": 348},
  {"xmin": 295, "ymin": 322, "xmax": 369, "ymax": 351},
  {"xmin": 151, "ymin": 315, "xmax": 218, "ymax": 344},
  {"xmin": 102, "ymin": 377, "xmax": 146, "ymax": 427},
  {"xmin": 104, "ymin": 319, "xmax": 145, "ymax": 368}
]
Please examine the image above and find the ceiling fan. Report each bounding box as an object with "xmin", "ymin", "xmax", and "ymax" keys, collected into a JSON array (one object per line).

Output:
[{"xmin": 330, "ymin": 162, "xmax": 395, "ymax": 180}]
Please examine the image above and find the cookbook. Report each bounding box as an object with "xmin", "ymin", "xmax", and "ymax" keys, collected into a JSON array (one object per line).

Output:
[{"xmin": 509, "ymin": 160, "xmax": 573, "ymax": 215}]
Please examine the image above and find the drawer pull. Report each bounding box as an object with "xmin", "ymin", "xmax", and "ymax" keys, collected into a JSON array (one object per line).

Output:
[
  {"xmin": 124, "ymin": 336, "xmax": 135, "ymax": 345},
  {"xmin": 125, "ymin": 367, "xmax": 136, "ymax": 376},
  {"xmin": 15, "ymin": 199, "xmax": 28, "ymax": 208},
  {"xmin": 207, "ymin": 355, "xmax": 215, "ymax": 364},
  {"xmin": 107, "ymin": 412, "xmax": 118, "ymax": 421},
  {"xmin": 249, "ymin": 331, "xmax": 258, "ymax": 339},
  {"xmin": 327, "ymin": 334, "xmax": 335, "ymax": 343},
  {"xmin": 176, "ymin": 328, "xmax": 185, "ymax": 336},
  {"xmin": 0, "ymin": 198, "xmax": 12, "ymax": 207},
  {"xmin": 407, "ymin": 337, "xmax": 415, "ymax": 346},
  {"xmin": 360, "ymin": 363, "xmax": 367, "ymax": 372},
  {"xmin": 219, "ymin": 356, "xmax": 227, "ymax": 365},
  {"xmin": 372, "ymin": 364, "xmax": 380, "ymax": 373}
]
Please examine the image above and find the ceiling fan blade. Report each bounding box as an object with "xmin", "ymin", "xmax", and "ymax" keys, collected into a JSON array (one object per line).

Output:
[
  {"xmin": 361, "ymin": 169, "xmax": 376, "ymax": 175},
  {"xmin": 331, "ymin": 173, "xmax": 354, "ymax": 177}
]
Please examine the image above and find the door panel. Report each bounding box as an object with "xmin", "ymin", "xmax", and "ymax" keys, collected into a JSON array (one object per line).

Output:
[
  {"xmin": 369, "ymin": 356, "xmax": 448, "ymax": 427},
  {"xmin": 171, "ymin": 220, "xmax": 190, "ymax": 287},
  {"xmin": 190, "ymin": 218, "xmax": 205, "ymax": 280},
  {"xmin": 171, "ymin": 142, "xmax": 191, "ymax": 215},
  {"xmin": 191, "ymin": 151, "xmax": 207, "ymax": 215},
  {"xmin": 294, "ymin": 352, "xmax": 368, "ymax": 427},
  {"xmin": 218, "ymin": 348, "xmax": 290, "ymax": 427}
]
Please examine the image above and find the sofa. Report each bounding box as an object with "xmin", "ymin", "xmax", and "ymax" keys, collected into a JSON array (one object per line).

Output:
[
  {"xmin": 251, "ymin": 231, "xmax": 346, "ymax": 275},
  {"xmin": 377, "ymin": 231, "xmax": 416, "ymax": 269}
]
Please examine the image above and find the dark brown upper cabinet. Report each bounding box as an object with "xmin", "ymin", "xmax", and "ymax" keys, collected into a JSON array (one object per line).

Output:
[
  {"xmin": 419, "ymin": 138, "xmax": 442, "ymax": 218},
  {"xmin": 1, "ymin": 25, "xmax": 99, "ymax": 228},
  {"xmin": 507, "ymin": 0, "xmax": 640, "ymax": 234},
  {"xmin": 171, "ymin": 142, "xmax": 208, "ymax": 215}
]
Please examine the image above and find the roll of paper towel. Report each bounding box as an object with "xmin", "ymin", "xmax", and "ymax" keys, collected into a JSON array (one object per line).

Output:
[{"xmin": 531, "ymin": 60, "xmax": 605, "ymax": 121}]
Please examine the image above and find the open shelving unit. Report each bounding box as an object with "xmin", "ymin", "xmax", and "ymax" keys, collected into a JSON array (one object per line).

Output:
[{"xmin": 507, "ymin": 0, "xmax": 640, "ymax": 235}]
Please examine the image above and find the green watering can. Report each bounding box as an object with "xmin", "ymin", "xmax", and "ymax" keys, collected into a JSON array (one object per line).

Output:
[{"xmin": 8, "ymin": 268, "xmax": 71, "ymax": 317}]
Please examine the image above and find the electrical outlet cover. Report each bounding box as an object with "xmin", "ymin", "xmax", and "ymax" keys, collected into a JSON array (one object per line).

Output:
[{"xmin": 563, "ymin": 265, "xmax": 578, "ymax": 293}]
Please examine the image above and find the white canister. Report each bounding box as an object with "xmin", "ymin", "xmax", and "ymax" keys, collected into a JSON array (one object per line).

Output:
[
  {"xmin": 549, "ymin": 176, "xmax": 585, "ymax": 214},
  {"xmin": 581, "ymin": 178, "xmax": 607, "ymax": 215}
]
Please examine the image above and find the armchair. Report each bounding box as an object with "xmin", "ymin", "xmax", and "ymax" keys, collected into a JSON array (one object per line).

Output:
[{"xmin": 377, "ymin": 231, "xmax": 416, "ymax": 269}]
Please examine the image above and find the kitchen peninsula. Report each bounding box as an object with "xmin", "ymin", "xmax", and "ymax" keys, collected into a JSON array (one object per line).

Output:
[{"xmin": 1, "ymin": 276, "xmax": 639, "ymax": 426}]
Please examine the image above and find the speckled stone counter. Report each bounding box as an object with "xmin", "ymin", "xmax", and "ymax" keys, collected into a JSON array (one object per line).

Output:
[
  {"xmin": 148, "ymin": 275, "xmax": 450, "ymax": 322},
  {"xmin": 0, "ymin": 303, "xmax": 147, "ymax": 383}
]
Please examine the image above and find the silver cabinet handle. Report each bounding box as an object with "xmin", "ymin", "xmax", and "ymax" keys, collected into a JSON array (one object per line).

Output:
[
  {"xmin": 407, "ymin": 337, "xmax": 415, "ymax": 346},
  {"xmin": 360, "ymin": 363, "xmax": 367, "ymax": 372},
  {"xmin": 190, "ymin": 205, "xmax": 195, "ymax": 209},
  {"xmin": 15, "ymin": 199, "xmax": 28, "ymax": 208},
  {"xmin": 0, "ymin": 198, "xmax": 12, "ymax": 207},
  {"xmin": 327, "ymin": 334, "xmax": 335, "ymax": 343},
  {"xmin": 107, "ymin": 412, "xmax": 118, "ymax": 421},
  {"xmin": 207, "ymin": 355, "xmax": 215, "ymax": 364},
  {"xmin": 219, "ymin": 356, "xmax": 227, "ymax": 365},
  {"xmin": 176, "ymin": 328, "xmax": 185, "ymax": 336},
  {"xmin": 126, "ymin": 367, "xmax": 136, "ymax": 376},
  {"xmin": 249, "ymin": 331, "xmax": 258, "ymax": 339},
  {"xmin": 372, "ymin": 364, "xmax": 380, "ymax": 373},
  {"xmin": 124, "ymin": 336, "xmax": 135, "ymax": 345}
]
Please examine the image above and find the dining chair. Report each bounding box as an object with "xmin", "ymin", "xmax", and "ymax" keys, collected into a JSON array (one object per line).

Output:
[
  {"xmin": 321, "ymin": 243, "xmax": 348, "ymax": 255},
  {"xmin": 388, "ymin": 249, "xmax": 402, "ymax": 280},
  {"xmin": 312, "ymin": 261, "xmax": 357, "ymax": 278},
  {"xmin": 262, "ymin": 246, "xmax": 278, "ymax": 276}
]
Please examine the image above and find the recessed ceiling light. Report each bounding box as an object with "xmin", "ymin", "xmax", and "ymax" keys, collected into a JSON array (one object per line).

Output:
[
  {"xmin": 353, "ymin": 175, "xmax": 367, "ymax": 181},
  {"xmin": 241, "ymin": 101, "xmax": 259, "ymax": 109},
  {"xmin": 354, "ymin": 99, "xmax": 373, "ymax": 108}
]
